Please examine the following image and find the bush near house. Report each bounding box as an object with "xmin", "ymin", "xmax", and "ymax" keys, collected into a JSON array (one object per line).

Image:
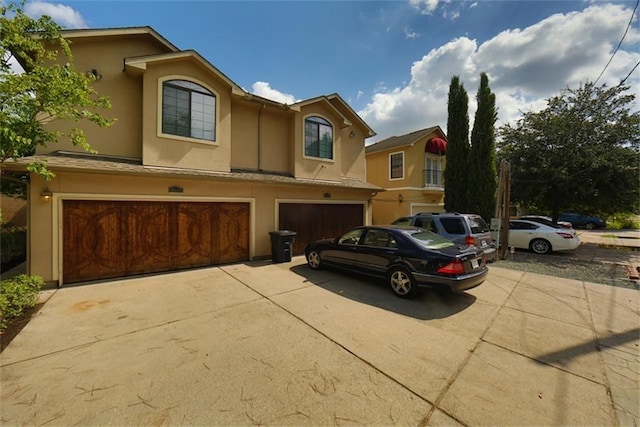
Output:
[
  {"xmin": 0, "ymin": 275, "xmax": 43, "ymax": 331},
  {"xmin": 606, "ymin": 213, "xmax": 640, "ymax": 230}
]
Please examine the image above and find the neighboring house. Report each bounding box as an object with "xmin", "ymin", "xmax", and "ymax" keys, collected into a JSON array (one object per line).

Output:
[
  {"xmin": 5, "ymin": 27, "xmax": 379, "ymax": 286},
  {"xmin": 365, "ymin": 126, "xmax": 447, "ymax": 225}
]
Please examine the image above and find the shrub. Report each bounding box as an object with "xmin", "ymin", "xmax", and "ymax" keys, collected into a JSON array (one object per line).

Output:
[
  {"xmin": 606, "ymin": 214, "xmax": 640, "ymax": 230},
  {"xmin": 0, "ymin": 275, "xmax": 44, "ymax": 331}
]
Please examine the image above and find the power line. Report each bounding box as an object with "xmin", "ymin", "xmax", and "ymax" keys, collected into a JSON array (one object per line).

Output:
[
  {"xmin": 619, "ymin": 60, "xmax": 640, "ymax": 86},
  {"xmin": 594, "ymin": 0, "xmax": 639, "ymax": 85}
]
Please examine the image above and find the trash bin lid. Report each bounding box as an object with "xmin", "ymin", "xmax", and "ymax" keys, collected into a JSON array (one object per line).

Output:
[{"xmin": 269, "ymin": 230, "xmax": 297, "ymax": 236}]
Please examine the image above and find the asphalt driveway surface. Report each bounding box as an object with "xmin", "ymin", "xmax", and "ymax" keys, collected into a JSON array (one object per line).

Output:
[{"xmin": 1, "ymin": 257, "xmax": 638, "ymax": 426}]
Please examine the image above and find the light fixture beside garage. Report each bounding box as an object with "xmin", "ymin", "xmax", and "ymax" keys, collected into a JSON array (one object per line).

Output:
[{"xmin": 41, "ymin": 188, "xmax": 52, "ymax": 202}]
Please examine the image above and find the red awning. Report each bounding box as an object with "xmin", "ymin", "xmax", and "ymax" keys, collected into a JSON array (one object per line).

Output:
[{"xmin": 426, "ymin": 137, "xmax": 447, "ymax": 154}]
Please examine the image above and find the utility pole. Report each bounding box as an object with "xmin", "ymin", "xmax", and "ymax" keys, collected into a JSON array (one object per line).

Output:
[{"xmin": 494, "ymin": 160, "xmax": 511, "ymax": 260}]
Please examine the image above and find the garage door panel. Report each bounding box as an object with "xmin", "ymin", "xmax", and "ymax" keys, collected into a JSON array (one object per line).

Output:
[
  {"xmin": 63, "ymin": 201, "xmax": 120, "ymax": 283},
  {"xmin": 217, "ymin": 203, "xmax": 250, "ymax": 264},
  {"xmin": 123, "ymin": 202, "xmax": 172, "ymax": 276},
  {"xmin": 175, "ymin": 203, "xmax": 214, "ymax": 268}
]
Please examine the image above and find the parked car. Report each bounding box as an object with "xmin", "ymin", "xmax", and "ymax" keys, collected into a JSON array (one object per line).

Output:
[
  {"xmin": 392, "ymin": 212, "xmax": 496, "ymax": 260},
  {"xmin": 507, "ymin": 220, "xmax": 581, "ymax": 254},
  {"xmin": 304, "ymin": 225, "xmax": 488, "ymax": 298},
  {"xmin": 519, "ymin": 215, "xmax": 573, "ymax": 229},
  {"xmin": 558, "ymin": 213, "xmax": 606, "ymax": 230}
]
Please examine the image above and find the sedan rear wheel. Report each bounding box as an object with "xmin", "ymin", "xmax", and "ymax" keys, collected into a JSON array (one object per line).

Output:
[
  {"xmin": 307, "ymin": 250, "xmax": 322, "ymax": 270},
  {"xmin": 388, "ymin": 267, "xmax": 417, "ymax": 298},
  {"xmin": 530, "ymin": 238, "xmax": 552, "ymax": 255}
]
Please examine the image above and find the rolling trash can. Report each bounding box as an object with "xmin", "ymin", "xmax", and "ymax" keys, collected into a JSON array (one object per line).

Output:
[{"xmin": 269, "ymin": 230, "xmax": 297, "ymax": 263}]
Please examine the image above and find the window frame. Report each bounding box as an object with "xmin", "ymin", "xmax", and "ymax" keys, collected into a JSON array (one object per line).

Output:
[
  {"xmin": 303, "ymin": 115, "xmax": 334, "ymax": 161},
  {"xmin": 158, "ymin": 77, "xmax": 219, "ymax": 144},
  {"xmin": 424, "ymin": 153, "xmax": 443, "ymax": 187},
  {"xmin": 389, "ymin": 151, "xmax": 405, "ymax": 180}
]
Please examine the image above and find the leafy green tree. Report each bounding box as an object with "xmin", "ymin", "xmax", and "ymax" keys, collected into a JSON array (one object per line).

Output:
[
  {"xmin": 468, "ymin": 72, "xmax": 498, "ymax": 221},
  {"xmin": 444, "ymin": 75, "xmax": 470, "ymax": 212},
  {"xmin": 0, "ymin": 1, "xmax": 112, "ymax": 181},
  {"xmin": 498, "ymin": 81, "xmax": 639, "ymax": 220}
]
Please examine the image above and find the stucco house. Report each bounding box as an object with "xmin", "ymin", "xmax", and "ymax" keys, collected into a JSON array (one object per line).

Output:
[
  {"xmin": 365, "ymin": 126, "xmax": 447, "ymax": 225},
  {"xmin": 5, "ymin": 27, "xmax": 380, "ymax": 286}
]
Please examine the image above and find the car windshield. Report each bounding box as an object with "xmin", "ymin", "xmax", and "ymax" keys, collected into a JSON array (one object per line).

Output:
[
  {"xmin": 468, "ymin": 216, "xmax": 490, "ymax": 233},
  {"xmin": 408, "ymin": 230, "xmax": 455, "ymax": 249}
]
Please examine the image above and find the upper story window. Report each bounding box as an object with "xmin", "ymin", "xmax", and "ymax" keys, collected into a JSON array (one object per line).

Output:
[
  {"xmin": 389, "ymin": 152, "xmax": 404, "ymax": 180},
  {"xmin": 162, "ymin": 80, "xmax": 215, "ymax": 141},
  {"xmin": 305, "ymin": 116, "xmax": 333, "ymax": 160}
]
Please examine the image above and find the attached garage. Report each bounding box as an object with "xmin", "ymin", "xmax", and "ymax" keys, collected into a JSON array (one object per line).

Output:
[
  {"xmin": 62, "ymin": 200, "xmax": 249, "ymax": 284},
  {"xmin": 278, "ymin": 203, "xmax": 365, "ymax": 255}
]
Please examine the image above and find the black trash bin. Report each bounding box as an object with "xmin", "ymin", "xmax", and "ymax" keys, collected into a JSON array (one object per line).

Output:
[{"xmin": 269, "ymin": 230, "xmax": 297, "ymax": 263}]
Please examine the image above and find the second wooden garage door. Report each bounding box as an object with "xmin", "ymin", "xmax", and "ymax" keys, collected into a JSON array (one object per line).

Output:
[
  {"xmin": 279, "ymin": 203, "xmax": 364, "ymax": 255},
  {"xmin": 63, "ymin": 200, "xmax": 249, "ymax": 284}
]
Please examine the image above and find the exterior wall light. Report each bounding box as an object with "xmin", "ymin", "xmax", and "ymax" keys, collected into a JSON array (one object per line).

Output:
[
  {"xmin": 349, "ymin": 131, "xmax": 356, "ymax": 138},
  {"xmin": 41, "ymin": 188, "xmax": 53, "ymax": 202},
  {"xmin": 87, "ymin": 69, "xmax": 102, "ymax": 80}
]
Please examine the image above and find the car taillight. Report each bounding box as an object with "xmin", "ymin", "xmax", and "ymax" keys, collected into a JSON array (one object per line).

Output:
[
  {"xmin": 556, "ymin": 232, "xmax": 574, "ymax": 239},
  {"xmin": 438, "ymin": 260, "xmax": 465, "ymax": 275},
  {"xmin": 465, "ymin": 236, "xmax": 475, "ymax": 246}
]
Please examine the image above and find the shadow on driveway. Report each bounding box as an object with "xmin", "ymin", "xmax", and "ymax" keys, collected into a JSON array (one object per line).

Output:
[{"xmin": 289, "ymin": 264, "xmax": 477, "ymax": 321}]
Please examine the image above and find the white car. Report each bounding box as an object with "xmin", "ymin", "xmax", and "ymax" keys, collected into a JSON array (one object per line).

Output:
[
  {"xmin": 508, "ymin": 219, "xmax": 580, "ymax": 254},
  {"xmin": 519, "ymin": 215, "xmax": 573, "ymax": 229}
]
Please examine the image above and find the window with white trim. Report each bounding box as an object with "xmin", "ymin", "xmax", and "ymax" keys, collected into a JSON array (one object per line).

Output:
[
  {"xmin": 390, "ymin": 152, "xmax": 404, "ymax": 180},
  {"xmin": 162, "ymin": 80, "xmax": 215, "ymax": 141},
  {"xmin": 305, "ymin": 116, "xmax": 333, "ymax": 159}
]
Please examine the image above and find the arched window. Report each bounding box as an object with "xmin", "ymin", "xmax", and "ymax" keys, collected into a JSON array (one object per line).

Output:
[
  {"xmin": 162, "ymin": 80, "xmax": 215, "ymax": 141},
  {"xmin": 304, "ymin": 116, "xmax": 333, "ymax": 159}
]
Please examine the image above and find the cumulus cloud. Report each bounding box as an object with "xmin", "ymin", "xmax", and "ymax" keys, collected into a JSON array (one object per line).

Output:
[
  {"xmin": 251, "ymin": 81, "xmax": 299, "ymax": 104},
  {"xmin": 24, "ymin": 2, "xmax": 87, "ymax": 29},
  {"xmin": 360, "ymin": 3, "xmax": 640, "ymax": 141},
  {"xmin": 409, "ymin": 0, "xmax": 441, "ymax": 15}
]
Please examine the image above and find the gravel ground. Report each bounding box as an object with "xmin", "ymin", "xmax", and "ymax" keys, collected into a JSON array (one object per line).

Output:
[{"xmin": 494, "ymin": 247, "xmax": 639, "ymax": 290}]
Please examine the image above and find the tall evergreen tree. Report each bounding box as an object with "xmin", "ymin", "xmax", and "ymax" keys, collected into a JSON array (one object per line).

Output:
[
  {"xmin": 444, "ymin": 75, "xmax": 470, "ymax": 212},
  {"xmin": 469, "ymin": 72, "xmax": 498, "ymax": 221}
]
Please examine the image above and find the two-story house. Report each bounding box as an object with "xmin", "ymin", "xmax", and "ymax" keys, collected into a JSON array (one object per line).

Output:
[
  {"xmin": 365, "ymin": 126, "xmax": 447, "ymax": 225},
  {"xmin": 6, "ymin": 27, "xmax": 380, "ymax": 286}
]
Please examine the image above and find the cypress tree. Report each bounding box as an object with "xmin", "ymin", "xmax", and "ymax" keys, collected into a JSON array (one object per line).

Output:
[
  {"xmin": 469, "ymin": 72, "xmax": 498, "ymax": 221},
  {"xmin": 444, "ymin": 76, "xmax": 470, "ymax": 212}
]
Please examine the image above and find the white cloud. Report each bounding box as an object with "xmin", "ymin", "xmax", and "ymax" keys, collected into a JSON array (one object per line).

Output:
[
  {"xmin": 251, "ymin": 81, "xmax": 299, "ymax": 104},
  {"xmin": 404, "ymin": 28, "xmax": 420, "ymax": 39},
  {"xmin": 360, "ymin": 3, "xmax": 640, "ymax": 142},
  {"xmin": 24, "ymin": 2, "xmax": 87, "ymax": 29},
  {"xmin": 409, "ymin": 0, "xmax": 441, "ymax": 15}
]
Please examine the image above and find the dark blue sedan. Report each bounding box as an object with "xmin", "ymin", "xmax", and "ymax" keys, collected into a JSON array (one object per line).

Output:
[{"xmin": 304, "ymin": 225, "xmax": 488, "ymax": 298}]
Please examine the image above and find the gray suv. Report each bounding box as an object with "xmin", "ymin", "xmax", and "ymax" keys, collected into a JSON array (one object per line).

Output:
[{"xmin": 392, "ymin": 212, "xmax": 496, "ymax": 260}]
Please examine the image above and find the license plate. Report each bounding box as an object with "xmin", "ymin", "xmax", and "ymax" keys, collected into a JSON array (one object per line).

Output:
[{"xmin": 471, "ymin": 258, "xmax": 480, "ymax": 269}]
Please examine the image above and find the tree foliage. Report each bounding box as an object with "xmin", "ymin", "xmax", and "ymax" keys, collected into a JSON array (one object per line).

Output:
[
  {"xmin": 498, "ymin": 81, "xmax": 640, "ymax": 219},
  {"xmin": 468, "ymin": 72, "xmax": 498, "ymax": 221},
  {"xmin": 444, "ymin": 75, "xmax": 470, "ymax": 212},
  {"xmin": 0, "ymin": 1, "xmax": 113, "ymax": 181}
]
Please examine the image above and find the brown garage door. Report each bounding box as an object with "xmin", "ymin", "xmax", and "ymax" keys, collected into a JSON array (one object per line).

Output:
[
  {"xmin": 63, "ymin": 200, "xmax": 249, "ymax": 284},
  {"xmin": 279, "ymin": 203, "xmax": 364, "ymax": 255}
]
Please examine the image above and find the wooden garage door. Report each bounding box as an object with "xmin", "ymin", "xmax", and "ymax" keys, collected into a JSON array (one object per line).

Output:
[
  {"xmin": 63, "ymin": 200, "xmax": 249, "ymax": 284},
  {"xmin": 279, "ymin": 203, "xmax": 364, "ymax": 255}
]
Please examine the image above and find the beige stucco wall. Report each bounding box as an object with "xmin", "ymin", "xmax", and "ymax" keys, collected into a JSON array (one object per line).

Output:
[
  {"xmin": 36, "ymin": 37, "xmax": 170, "ymax": 158},
  {"xmin": 141, "ymin": 63, "xmax": 232, "ymax": 172},
  {"xmin": 366, "ymin": 134, "xmax": 446, "ymax": 225},
  {"xmin": 28, "ymin": 171, "xmax": 371, "ymax": 285},
  {"xmin": 230, "ymin": 101, "xmax": 292, "ymax": 174}
]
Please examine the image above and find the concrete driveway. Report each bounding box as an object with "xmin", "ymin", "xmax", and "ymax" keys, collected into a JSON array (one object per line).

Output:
[{"xmin": 1, "ymin": 257, "xmax": 638, "ymax": 426}]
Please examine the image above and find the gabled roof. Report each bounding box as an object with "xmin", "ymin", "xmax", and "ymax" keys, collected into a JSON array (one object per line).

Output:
[
  {"xmin": 124, "ymin": 50, "xmax": 245, "ymax": 96},
  {"xmin": 292, "ymin": 94, "xmax": 376, "ymax": 137},
  {"xmin": 60, "ymin": 26, "xmax": 179, "ymax": 53},
  {"xmin": 365, "ymin": 126, "xmax": 445, "ymax": 154}
]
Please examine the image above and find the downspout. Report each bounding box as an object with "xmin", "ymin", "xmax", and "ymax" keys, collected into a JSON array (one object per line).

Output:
[{"xmin": 258, "ymin": 103, "xmax": 265, "ymax": 172}]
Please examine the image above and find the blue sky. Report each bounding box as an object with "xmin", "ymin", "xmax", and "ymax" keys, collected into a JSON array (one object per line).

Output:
[{"xmin": 19, "ymin": 0, "xmax": 640, "ymax": 142}]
